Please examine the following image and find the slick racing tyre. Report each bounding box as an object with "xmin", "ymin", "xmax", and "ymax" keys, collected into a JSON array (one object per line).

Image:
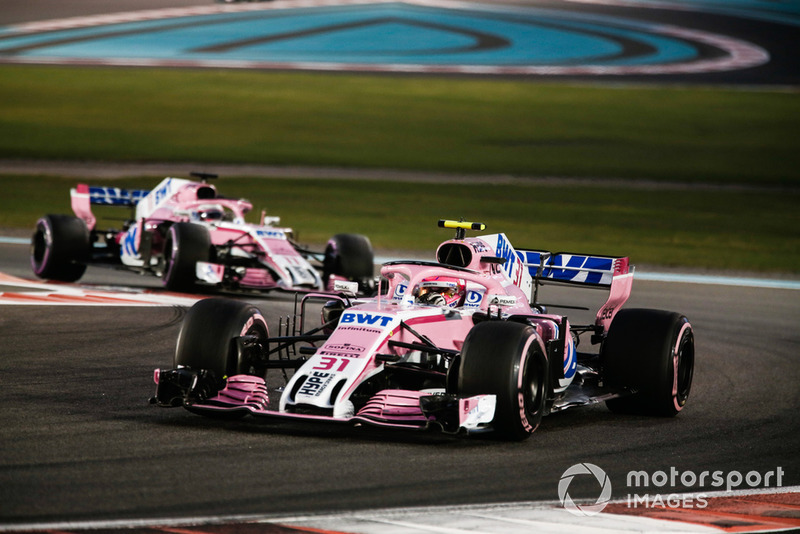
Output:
[
  {"xmin": 30, "ymin": 214, "xmax": 90, "ymax": 282},
  {"xmin": 322, "ymin": 233, "xmax": 374, "ymax": 292},
  {"xmin": 459, "ymin": 321, "xmax": 548, "ymax": 440},
  {"xmin": 175, "ymin": 298, "xmax": 269, "ymax": 378},
  {"xmin": 602, "ymin": 309, "xmax": 695, "ymax": 416},
  {"xmin": 162, "ymin": 222, "xmax": 210, "ymax": 292}
]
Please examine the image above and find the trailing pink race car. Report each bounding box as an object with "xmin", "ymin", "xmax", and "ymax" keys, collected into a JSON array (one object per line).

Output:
[
  {"xmin": 30, "ymin": 173, "xmax": 374, "ymax": 294},
  {"xmin": 151, "ymin": 220, "xmax": 695, "ymax": 440}
]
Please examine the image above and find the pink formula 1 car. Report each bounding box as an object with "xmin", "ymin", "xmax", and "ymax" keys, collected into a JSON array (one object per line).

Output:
[
  {"xmin": 30, "ymin": 173, "xmax": 374, "ymax": 294},
  {"xmin": 151, "ymin": 220, "xmax": 695, "ymax": 440}
]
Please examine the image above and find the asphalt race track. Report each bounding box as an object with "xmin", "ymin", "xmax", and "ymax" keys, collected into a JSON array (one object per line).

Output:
[{"xmin": 1, "ymin": 236, "xmax": 799, "ymax": 529}]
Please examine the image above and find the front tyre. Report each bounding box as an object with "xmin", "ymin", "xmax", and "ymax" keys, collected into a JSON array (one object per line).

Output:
[
  {"xmin": 162, "ymin": 222, "xmax": 210, "ymax": 292},
  {"xmin": 322, "ymin": 233, "xmax": 374, "ymax": 293},
  {"xmin": 602, "ymin": 309, "xmax": 695, "ymax": 416},
  {"xmin": 459, "ymin": 321, "xmax": 548, "ymax": 440},
  {"xmin": 30, "ymin": 214, "xmax": 90, "ymax": 282},
  {"xmin": 174, "ymin": 298, "xmax": 269, "ymax": 378}
]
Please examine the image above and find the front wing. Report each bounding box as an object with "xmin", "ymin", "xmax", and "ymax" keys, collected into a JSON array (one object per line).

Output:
[{"xmin": 152, "ymin": 369, "xmax": 496, "ymax": 435}]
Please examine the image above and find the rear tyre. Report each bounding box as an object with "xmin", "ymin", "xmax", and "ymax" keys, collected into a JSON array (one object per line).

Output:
[
  {"xmin": 162, "ymin": 222, "xmax": 210, "ymax": 292},
  {"xmin": 30, "ymin": 214, "xmax": 90, "ymax": 282},
  {"xmin": 174, "ymin": 298, "xmax": 269, "ymax": 378},
  {"xmin": 459, "ymin": 321, "xmax": 548, "ymax": 440},
  {"xmin": 602, "ymin": 308, "xmax": 694, "ymax": 416},
  {"xmin": 322, "ymin": 233, "xmax": 374, "ymax": 292}
]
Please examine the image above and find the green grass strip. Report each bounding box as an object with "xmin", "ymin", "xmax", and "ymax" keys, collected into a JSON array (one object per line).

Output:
[
  {"xmin": 2, "ymin": 175, "xmax": 797, "ymax": 273},
  {"xmin": 1, "ymin": 66, "xmax": 798, "ymax": 186}
]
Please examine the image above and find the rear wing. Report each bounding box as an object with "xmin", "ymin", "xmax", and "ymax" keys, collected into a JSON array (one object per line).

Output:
[
  {"xmin": 84, "ymin": 185, "xmax": 149, "ymax": 206},
  {"xmin": 70, "ymin": 184, "xmax": 150, "ymax": 230},
  {"xmin": 517, "ymin": 250, "xmax": 629, "ymax": 288},
  {"xmin": 517, "ymin": 249, "xmax": 633, "ymax": 333}
]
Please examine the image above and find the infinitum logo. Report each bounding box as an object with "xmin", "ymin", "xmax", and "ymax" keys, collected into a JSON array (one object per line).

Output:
[{"xmin": 558, "ymin": 463, "xmax": 613, "ymax": 516}]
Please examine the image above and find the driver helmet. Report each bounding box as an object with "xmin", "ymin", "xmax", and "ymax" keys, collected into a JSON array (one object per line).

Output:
[
  {"xmin": 416, "ymin": 276, "xmax": 466, "ymax": 307},
  {"xmin": 193, "ymin": 204, "xmax": 226, "ymax": 222}
]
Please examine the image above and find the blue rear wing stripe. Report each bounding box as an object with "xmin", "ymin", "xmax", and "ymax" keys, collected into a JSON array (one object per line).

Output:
[
  {"xmin": 88, "ymin": 186, "xmax": 149, "ymax": 206},
  {"xmin": 517, "ymin": 250, "xmax": 618, "ymax": 286}
]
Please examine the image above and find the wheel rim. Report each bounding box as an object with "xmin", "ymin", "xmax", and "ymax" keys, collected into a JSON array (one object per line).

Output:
[
  {"xmin": 675, "ymin": 331, "xmax": 694, "ymax": 403},
  {"xmin": 163, "ymin": 234, "xmax": 176, "ymax": 281},
  {"xmin": 525, "ymin": 371, "xmax": 540, "ymax": 415},
  {"xmin": 234, "ymin": 318, "xmax": 269, "ymax": 376},
  {"xmin": 31, "ymin": 227, "xmax": 48, "ymax": 267},
  {"xmin": 522, "ymin": 348, "xmax": 545, "ymax": 422}
]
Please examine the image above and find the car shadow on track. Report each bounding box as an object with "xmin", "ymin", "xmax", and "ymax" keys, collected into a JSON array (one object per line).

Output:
[{"xmin": 144, "ymin": 400, "xmax": 681, "ymax": 447}]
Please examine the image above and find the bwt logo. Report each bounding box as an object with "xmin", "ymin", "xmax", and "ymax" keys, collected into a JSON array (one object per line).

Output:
[
  {"xmin": 257, "ymin": 229, "xmax": 286, "ymax": 239},
  {"xmin": 545, "ymin": 255, "xmax": 613, "ymax": 284},
  {"xmin": 494, "ymin": 234, "xmax": 516, "ymax": 277},
  {"xmin": 340, "ymin": 312, "xmax": 393, "ymax": 328},
  {"xmin": 151, "ymin": 179, "xmax": 172, "ymax": 205},
  {"xmin": 463, "ymin": 290, "xmax": 484, "ymax": 308},
  {"xmin": 392, "ymin": 281, "xmax": 408, "ymax": 300}
]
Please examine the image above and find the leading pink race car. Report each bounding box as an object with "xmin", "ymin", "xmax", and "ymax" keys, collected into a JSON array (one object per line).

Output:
[
  {"xmin": 30, "ymin": 173, "xmax": 374, "ymax": 294},
  {"xmin": 151, "ymin": 220, "xmax": 695, "ymax": 440}
]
